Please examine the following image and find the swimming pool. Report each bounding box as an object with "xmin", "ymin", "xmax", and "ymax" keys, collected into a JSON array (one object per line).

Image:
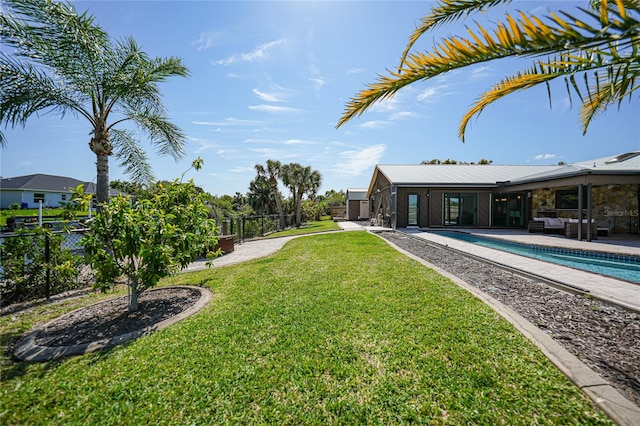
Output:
[{"xmin": 430, "ymin": 231, "xmax": 640, "ymax": 285}]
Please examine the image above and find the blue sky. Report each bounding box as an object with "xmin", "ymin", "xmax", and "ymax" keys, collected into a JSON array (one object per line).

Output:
[{"xmin": 1, "ymin": 1, "xmax": 638, "ymax": 196}]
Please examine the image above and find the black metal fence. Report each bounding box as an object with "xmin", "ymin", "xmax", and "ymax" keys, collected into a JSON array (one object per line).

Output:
[
  {"xmin": 0, "ymin": 229, "xmax": 92, "ymax": 307},
  {"xmin": 221, "ymin": 214, "xmax": 296, "ymax": 241},
  {"xmin": 0, "ymin": 214, "xmax": 299, "ymax": 306}
]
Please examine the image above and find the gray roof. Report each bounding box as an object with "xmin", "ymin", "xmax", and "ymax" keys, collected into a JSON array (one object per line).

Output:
[
  {"xmin": 346, "ymin": 188, "xmax": 368, "ymax": 201},
  {"xmin": 0, "ymin": 174, "xmax": 120, "ymax": 195},
  {"xmin": 370, "ymin": 151, "xmax": 640, "ymax": 194},
  {"xmin": 509, "ymin": 151, "xmax": 640, "ymax": 184},
  {"xmin": 375, "ymin": 164, "xmax": 560, "ymax": 187}
]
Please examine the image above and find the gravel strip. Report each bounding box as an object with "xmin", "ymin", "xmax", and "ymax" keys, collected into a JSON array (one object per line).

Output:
[{"xmin": 378, "ymin": 231, "xmax": 640, "ymax": 407}]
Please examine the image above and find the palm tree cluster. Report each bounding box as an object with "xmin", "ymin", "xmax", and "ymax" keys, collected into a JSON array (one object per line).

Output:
[
  {"xmin": 337, "ymin": 0, "xmax": 640, "ymax": 141},
  {"xmin": 250, "ymin": 160, "xmax": 322, "ymax": 228},
  {"xmin": 0, "ymin": 0, "xmax": 189, "ymax": 208}
]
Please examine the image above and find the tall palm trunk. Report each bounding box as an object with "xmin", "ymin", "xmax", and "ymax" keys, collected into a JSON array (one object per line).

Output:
[
  {"xmin": 89, "ymin": 131, "xmax": 112, "ymax": 212},
  {"xmin": 295, "ymin": 187, "xmax": 304, "ymax": 227},
  {"xmin": 95, "ymin": 154, "xmax": 110, "ymax": 212},
  {"xmin": 270, "ymin": 178, "xmax": 286, "ymax": 230}
]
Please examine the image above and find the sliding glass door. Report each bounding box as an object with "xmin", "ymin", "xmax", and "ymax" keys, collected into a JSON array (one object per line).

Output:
[
  {"xmin": 492, "ymin": 193, "xmax": 525, "ymax": 227},
  {"xmin": 444, "ymin": 193, "xmax": 477, "ymax": 226}
]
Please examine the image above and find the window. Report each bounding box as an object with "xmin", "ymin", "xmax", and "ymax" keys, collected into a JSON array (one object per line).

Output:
[
  {"xmin": 34, "ymin": 193, "xmax": 45, "ymax": 203},
  {"xmin": 556, "ymin": 188, "xmax": 587, "ymax": 210},
  {"xmin": 407, "ymin": 194, "xmax": 419, "ymax": 226},
  {"xmin": 61, "ymin": 194, "xmax": 67, "ymax": 201}
]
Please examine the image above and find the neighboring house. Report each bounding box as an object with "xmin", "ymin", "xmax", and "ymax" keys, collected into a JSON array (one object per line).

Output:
[
  {"xmin": 367, "ymin": 151, "xmax": 640, "ymax": 234},
  {"xmin": 0, "ymin": 174, "xmax": 120, "ymax": 209},
  {"xmin": 345, "ymin": 188, "xmax": 369, "ymax": 221}
]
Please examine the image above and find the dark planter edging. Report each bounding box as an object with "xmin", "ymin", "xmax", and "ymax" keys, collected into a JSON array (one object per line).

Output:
[{"xmin": 13, "ymin": 285, "xmax": 213, "ymax": 362}]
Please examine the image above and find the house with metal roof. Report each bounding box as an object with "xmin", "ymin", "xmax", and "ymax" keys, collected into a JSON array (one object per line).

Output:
[
  {"xmin": 366, "ymin": 151, "xmax": 640, "ymax": 236},
  {"xmin": 345, "ymin": 188, "xmax": 369, "ymax": 221},
  {"xmin": 0, "ymin": 174, "xmax": 119, "ymax": 209}
]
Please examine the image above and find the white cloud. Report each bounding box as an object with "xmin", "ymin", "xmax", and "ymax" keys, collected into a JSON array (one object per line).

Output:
[
  {"xmin": 249, "ymin": 104, "xmax": 301, "ymax": 114},
  {"xmin": 285, "ymin": 139, "xmax": 314, "ymax": 145},
  {"xmin": 249, "ymin": 147, "xmax": 298, "ymax": 159},
  {"xmin": 213, "ymin": 38, "xmax": 286, "ymax": 66},
  {"xmin": 192, "ymin": 118, "xmax": 265, "ymax": 127},
  {"xmin": 252, "ymin": 84, "xmax": 292, "ymax": 103},
  {"xmin": 469, "ymin": 65, "xmax": 492, "ymax": 81},
  {"xmin": 188, "ymin": 137, "xmax": 219, "ymax": 153},
  {"xmin": 346, "ymin": 68, "xmax": 363, "ymax": 75},
  {"xmin": 390, "ymin": 111, "xmax": 415, "ymax": 121},
  {"xmin": 309, "ymin": 77, "xmax": 327, "ymax": 87},
  {"xmin": 416, "ymin": 84, "xmax": 450, "ymax": 102},
  {"xmin": 531, "ymin": 153, "xmax": 557, "ymax": 161},
  {"xmin": 230, "ymin": 165, "xmax": 256, "ymax": 173},
  {"xmin": 333, "ymin": 144, "xmax": 386, "ymax": 178},
  {"xmin": 368, "ymin": 96, "xmax": 399, "ymax": 113},
  {"xmin": 192, "ymin": 32, "xmax": 222, "ymax": 51},
  {"xmin": 253, "ymin": 89, "xmax": 281, "ymax": 103},
  {"xmin": 359, "ymin": 120, "xmax": 388, "ymax": 129}
]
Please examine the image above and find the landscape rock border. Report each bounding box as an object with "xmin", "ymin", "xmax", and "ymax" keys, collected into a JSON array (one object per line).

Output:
[
  {"xmin": 13, "ymin": 285, "xmax": 212, "ymax": 362},
  {"xmin": 377, "ymin": 233, "xmax": 640, "ymax": 426}
]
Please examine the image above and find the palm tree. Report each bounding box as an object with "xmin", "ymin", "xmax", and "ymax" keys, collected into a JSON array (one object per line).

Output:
[
  {"xmin": 248, "ymin": 174, "xmax": 273, "ymax": 215},
  {"xmin": 337, "ymin": 0, "xmax": 640, "ymax": 141},
  {"xmin": 282, "ymin": 163, "xmax": 322, "ymax": 227},
  {"xmin": 0, "ymin": 0, "xmax": 189, "ymax": 208},
  {"xmin": 254, "ymin": 160, "xmax": 286, "ymax": 229}
]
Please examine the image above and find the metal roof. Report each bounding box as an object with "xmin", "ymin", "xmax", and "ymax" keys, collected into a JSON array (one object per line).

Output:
[
  {"xmin": 346, "ymin": 188, "xmax": 368, "ymax": 201},
  {"xmin": 371, "ymin": 151, "xmax": 640, "ymax": 191},
  {"xmin": 375, "ymin": 164, "xmax": 560, "ymax": 186}
]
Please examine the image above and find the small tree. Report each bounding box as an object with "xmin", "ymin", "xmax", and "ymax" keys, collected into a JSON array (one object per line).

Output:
[{"xmin": 83, "ymin": 165, "xmax": 218, "ymax": 312}]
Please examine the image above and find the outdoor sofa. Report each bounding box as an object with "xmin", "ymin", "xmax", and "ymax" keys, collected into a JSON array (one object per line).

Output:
[{"xmin": 528, "ymin": 217, "xmax": 601, "ymax": 239}]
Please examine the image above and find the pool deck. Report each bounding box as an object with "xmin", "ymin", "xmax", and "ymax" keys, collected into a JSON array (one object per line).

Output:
[{"xmin": 398, "ymin": 227, "xmax": 640, "ymax": 313}]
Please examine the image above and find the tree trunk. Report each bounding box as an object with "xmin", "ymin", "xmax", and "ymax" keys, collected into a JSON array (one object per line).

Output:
[
  {"xmin": 129, "ymin": 280, "xmax": 139, "ymax": 312},
  {"xmin": 271, "ymin": 181, "xmax": 286, "ymax": 230},
  {"xmin": 96, "ymin": 153, "xmax": 110, "ymax": 212},
  {"xmin": 295, "ymin": 187, "xmax": 303, "ymax": 227},
  {"xmin": 89, "ymin": 130, "xmax": 113, "ymax": 212}
]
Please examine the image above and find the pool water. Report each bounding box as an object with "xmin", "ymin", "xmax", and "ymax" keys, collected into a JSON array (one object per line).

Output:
[{"xmin": 431, "ymin": 231, "xmax": 640, "ymax": 284}]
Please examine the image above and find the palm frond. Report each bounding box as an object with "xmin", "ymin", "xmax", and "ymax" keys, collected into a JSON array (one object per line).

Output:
[
  {"xmin": 399, "ymin": 0, "xmax": 511, "ymax": 68},
  {"xmin": 339, "ymin": 2, "xmax": 640, "ymax": 137},
  {"xmin": 0, "ymin": 53, "xmax": 92, "ymax": 131},
  {"xmin": 122, "ymin": 108, "xmax": 186, "ymax": 161},
  {"xmin": 110, "ymin": 129, "xmax": 154, "ymax": 184}
]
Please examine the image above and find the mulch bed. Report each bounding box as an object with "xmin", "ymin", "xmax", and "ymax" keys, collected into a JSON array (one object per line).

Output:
[{"xmin": 35, "ymin": 287, "xmax": 200, "ymax": 347}]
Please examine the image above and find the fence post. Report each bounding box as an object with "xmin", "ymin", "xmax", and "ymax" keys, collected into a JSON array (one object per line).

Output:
[
  {"xmin": 242, "ymin": 216, "xmax": 246, "ymax": 243},
  {"xmin": 261, "ymin": 216, "xmax": 264, "ymax": 237},
  {"xmin": 45, "ymin": 233, "xmax": 51, "ymax": 300}
]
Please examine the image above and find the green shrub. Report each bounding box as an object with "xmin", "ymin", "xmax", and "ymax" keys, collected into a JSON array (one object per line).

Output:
[
  {"xmin": 83, "ymin": 178, "xmax": 218, "ymax": 312},
  {"xmin": 0, "ymin": 228, "xmax": 84, "ymax": 305}
]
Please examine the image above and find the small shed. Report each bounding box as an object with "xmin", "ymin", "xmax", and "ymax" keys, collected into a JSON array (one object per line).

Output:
[{"xmin": 346, "ymin": 188, "xmax": 369, "ymax": 221}]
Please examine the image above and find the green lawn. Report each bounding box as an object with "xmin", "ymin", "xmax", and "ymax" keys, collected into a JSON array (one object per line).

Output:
[
  {"xmin": 0, "ymin": 232, "xmax": 612, "ymax": 424},
  {"xmin": 263, "ymin": 218, "xmax": 340, "ymax": 238},
  {"xmin": 0, "ymin": 208, "xmax": 89, "ymax": 226}
]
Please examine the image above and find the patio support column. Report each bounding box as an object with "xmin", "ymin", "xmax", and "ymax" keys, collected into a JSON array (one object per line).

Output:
[
  {"xmin": 391, "ymin": 185, "xmax": 397, "ymax": 230},
  {"xmin": 578, "ymin": 184, "xmax": 583, "ymax": 241},
  {"xmin": 587, "ymin": 183, "xmax": 593, "ymax": 242}
]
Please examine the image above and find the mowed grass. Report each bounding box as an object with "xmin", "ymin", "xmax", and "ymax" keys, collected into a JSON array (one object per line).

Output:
[
  {"xmin": 263, "ymin": 218, "xmax": 340, "ymax": 238},
  {"xmin": 0, "ymin": 232, "xmax": 612, "ymax": 425},
  {"xmin": 0, "ymin": 208, "xmax": 89, "ymax": 226}
]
